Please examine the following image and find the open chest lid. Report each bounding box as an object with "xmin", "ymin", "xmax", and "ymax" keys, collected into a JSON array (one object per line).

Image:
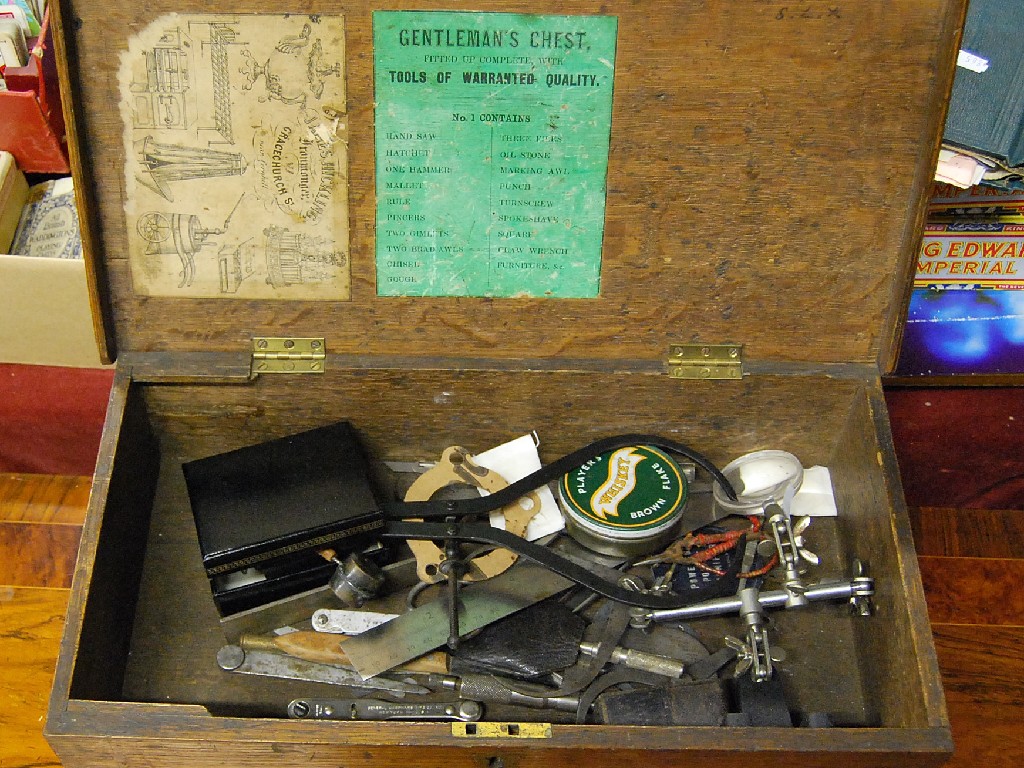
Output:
[{"xmin": 54, "ymin": 0, "xmax": 965, "ymax": 373}]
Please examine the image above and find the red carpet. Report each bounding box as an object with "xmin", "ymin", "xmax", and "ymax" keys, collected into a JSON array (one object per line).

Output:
[
  {"xmin": 0, "ymin": 364, "xmax": 113, "ymax": 475},
  {"xmin": 885, "ymin": 387, "xmax": 1024, "ymax": 510}
]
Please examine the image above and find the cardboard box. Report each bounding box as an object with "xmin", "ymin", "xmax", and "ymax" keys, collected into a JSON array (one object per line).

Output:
[
  {"xmin": 0, "ymin": 176, "xmax": 105, "ymax": 368},
  {"xmin": 929, "ymin": 182, "xmax": 1024, "ymax": 219},
  {"xmin": 915, "ymin": 222, "xmax": 1024, "ymax": 290},
  {"xmin": 0, "ymin": 253, "xmax": 104, "ymax": 367}
]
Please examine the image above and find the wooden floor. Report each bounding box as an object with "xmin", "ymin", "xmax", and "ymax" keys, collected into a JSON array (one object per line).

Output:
[
  {"xmin": 1, "ymin": 474, "xmax": 1020, "ymax": 766},
  {"xmin": 1, "ymin": 474, "xmax": 90, "ymax": 768},
  {"xmin": 913, "ymin": 506, "xmax": 1024, "ymax": 764}
]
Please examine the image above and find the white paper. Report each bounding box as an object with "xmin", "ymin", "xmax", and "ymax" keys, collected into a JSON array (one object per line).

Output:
[
  {"xmin": 790, "ymin": 466, "xmax": 839, "ymax": 518},
  {"xmin": 119, "ymin": 14, "xmax": 350, "ymax": 299},
  {"xmin": 935, "ymin": 149, "xmax": 988, "ymax": 189},
  {"xmin": 957, "ymin": 49, "xmax": 990, "ymax": 73},
  {"xmin": 473, "ymin": 434, "xmax": 565, "ymax": 541}
]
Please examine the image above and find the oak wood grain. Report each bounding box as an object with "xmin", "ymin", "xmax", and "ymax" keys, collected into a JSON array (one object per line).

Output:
[
  {"xmin": 56, "ymin": 0, "xmax": 962, "ymax": 369},
  {"xmin": 0, "ymin": 524, "xmax": 82, "ymax": 589},
  {"xmin": 933, "ymin": 625, "xmax": 1024, "ymax": 707},
  {"xmin": 910, "ymin": 507, "xmax": 1024, "ymax": 559},
  {"xmin": 944, "ymin": 700, "xmax": 1024, "ymax": 768},
  {"xmin": 918, "ymin": 556, "xmax": 1024, "ymax": 626},
  {"xmin": 0, "ymin": 585, "xmax": 70, "ymax": 768},
  {"xmin": 41, "ymin": 372, "xmax": 955, "ymax": 767},
  {"xmin": 0, "ymin": 474, "xmax": 90, "ymax": 589},
  {"xmin": 0, "ymin": 475, "xmax": 91, "ymax": 525}
]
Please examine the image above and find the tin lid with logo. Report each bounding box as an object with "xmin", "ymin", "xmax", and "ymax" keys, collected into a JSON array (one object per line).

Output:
[{"xmin": 559, "ymin": 445, "xmax": 688, "ymax": 542}]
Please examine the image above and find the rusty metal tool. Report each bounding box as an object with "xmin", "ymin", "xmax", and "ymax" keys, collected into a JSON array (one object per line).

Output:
[
  {"xmin": 287, "ymin": 698, "xmax": 484, "ymax": 722},
  {"xmin": 340, "ymin": 561, "xmax": 575, "ymax": 679},
  {"xmin": 215, "ymin": 644, "xmax": 430, "ymax": 696},
  {"xmin": 238, "ymin": 631, "xmax": 448, "ymax": 674}
]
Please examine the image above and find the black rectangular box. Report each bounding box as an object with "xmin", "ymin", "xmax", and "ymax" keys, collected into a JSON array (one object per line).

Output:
[{"xmin": 183, "ymin": 421, "xmax": 384, "ymax": 614}]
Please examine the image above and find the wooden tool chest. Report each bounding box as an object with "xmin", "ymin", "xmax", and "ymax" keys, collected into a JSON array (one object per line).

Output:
[{"xmin": 45, "ymin": 0, "xmax": 963, "ymax": 765}]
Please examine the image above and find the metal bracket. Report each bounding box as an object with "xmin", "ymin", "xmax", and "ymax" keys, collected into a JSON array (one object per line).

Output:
[
  {"xmin": 251, "ymin": 337, "xmax": 326, "ymax": 375},
  {"xmin": 667, "ymin": 343, "xmax": 743, "ymax": 380},
  {"xmin": 452, "ymin": 722, "xmax": 552, "ymax": 739}
]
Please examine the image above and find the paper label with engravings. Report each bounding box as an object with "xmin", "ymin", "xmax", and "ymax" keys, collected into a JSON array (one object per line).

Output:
[{"xmin": 119, "ymin": 13, "xmax": 349, "ymax": 299}]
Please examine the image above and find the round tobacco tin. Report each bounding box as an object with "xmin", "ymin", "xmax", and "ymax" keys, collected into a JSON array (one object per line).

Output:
[{"xmin": 559, "ymin": 445, "xmax": 688, "ymax": 557}]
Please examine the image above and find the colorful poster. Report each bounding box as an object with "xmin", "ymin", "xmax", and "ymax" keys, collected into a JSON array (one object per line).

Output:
[
  {"xmin": 896, "ymin": 287, "xmax": 1024, "ymax": 375},
  {"xmin": 915, "ymin": 223, "xmax": 1024, "ymax": 290},
  {"xmin": 373, "ymin": 11, "xmax": 617, "ymax": 297}
]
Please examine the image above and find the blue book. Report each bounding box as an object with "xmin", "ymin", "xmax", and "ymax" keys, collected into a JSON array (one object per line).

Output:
[{"xmin": 944, "ymin": 0, "xmax": 1024, "ymax": 169}]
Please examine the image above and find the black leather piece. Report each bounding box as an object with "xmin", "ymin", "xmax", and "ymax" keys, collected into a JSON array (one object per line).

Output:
[
  {"xmin": 594, "ymin": 679, "xmax": 728, "ymax": 726},
  {"xmin": 450, "ymin": 600, "xmax": 586, "ymax": 680},
  {"xmin": 495, "ymin": 599, "xmax": 632, "ymax": 697},
  {"xmin": 731, "ymin": 674, "xmax": 793, "ymax": 727}
]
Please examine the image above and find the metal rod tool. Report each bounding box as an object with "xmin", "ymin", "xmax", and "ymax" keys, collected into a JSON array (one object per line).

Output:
[
  {"xmin": 287, "ymin": 698, "xmax": 484, "ymax": 722},
  {"xmin": 577, "ymin": 641, "xmax": 688, "ymax": 679},
  {"xmin": 637, "ymin": 574, "xmax": 874, "ymax": 624},
  {"xmin": 215, "ymin": 645, "xmax": 430, "ymax": 696},
  {"xmin": 429, "ymin": 673, "xmax": 581, "ymax": 713}
]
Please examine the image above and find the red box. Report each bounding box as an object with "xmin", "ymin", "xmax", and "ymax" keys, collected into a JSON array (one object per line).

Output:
[{"xmin": 0, "ymin": 10, "xmax": 70, "ymax": 174}]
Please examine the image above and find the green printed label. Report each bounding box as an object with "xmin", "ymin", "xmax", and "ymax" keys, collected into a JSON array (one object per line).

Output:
[
  {"xmin": 373, "ymin": 11, "xmax": 617, "ymax": 297},
  {"xmin": 561, "ymin": 447, "xmax": 687, "ymax": 532}
]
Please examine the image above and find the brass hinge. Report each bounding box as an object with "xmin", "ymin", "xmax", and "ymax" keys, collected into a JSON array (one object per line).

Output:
[
  {"xmin": 667, "ymin": 343, "xmax": 743, "ymax": 380},
  {"xmin": 251, "ymin": 337, "xmax": 326, "ymax": 375}
]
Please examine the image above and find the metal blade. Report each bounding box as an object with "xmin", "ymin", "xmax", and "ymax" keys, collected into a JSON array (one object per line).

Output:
[
  {"xmin": 341, "ymin": 562, "xmax": 574, "ymax": 679},
  {"xmin": 312, "ymin": 608, "xmax": 399, "ymax": 634},
  {"xmin": 216, "ymin": 645, "xmax": 430, "ymax": 696}
]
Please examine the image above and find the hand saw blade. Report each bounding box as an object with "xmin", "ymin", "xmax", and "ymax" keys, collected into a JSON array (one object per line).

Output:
[{"xmin": 341, "ymin": 562, "xmax": 574, "ymax": 680}]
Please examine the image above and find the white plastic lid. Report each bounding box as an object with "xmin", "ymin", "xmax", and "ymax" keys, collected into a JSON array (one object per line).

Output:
[{"xmin": 712, "ymin": 450, "xmax": 804, "ymax": 513}]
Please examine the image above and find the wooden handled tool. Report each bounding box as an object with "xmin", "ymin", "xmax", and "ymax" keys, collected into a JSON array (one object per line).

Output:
[{"xmin": 239, "ymin": 631, "xmax": 449, "ymax": 675}]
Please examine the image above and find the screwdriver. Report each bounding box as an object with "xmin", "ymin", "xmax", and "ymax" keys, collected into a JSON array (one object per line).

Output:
[{"xmin": 429, "ymin": 673, "xmax": 581, "ymax": 712}]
